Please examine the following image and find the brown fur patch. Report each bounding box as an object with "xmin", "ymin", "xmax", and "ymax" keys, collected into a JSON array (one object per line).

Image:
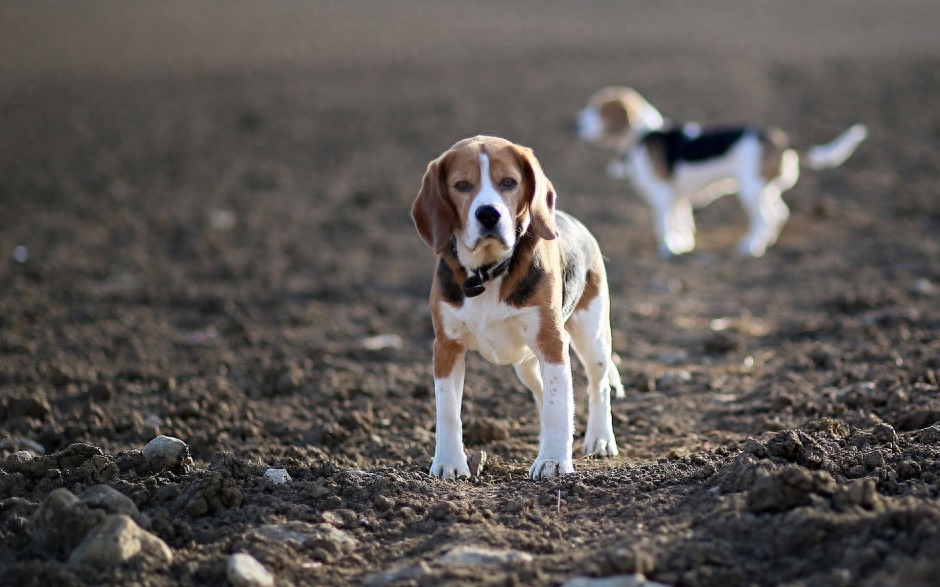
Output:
[
  {"xmin": 759, "ymin": 127, "xmax": 790, "ymax": 181},
  {"xmin": 598, "ymin": 100, "xmax": 630, "ymax": 134},
  {"xmin": 574, "ymin": 269, "xmax": 602, "ymax": 312}
]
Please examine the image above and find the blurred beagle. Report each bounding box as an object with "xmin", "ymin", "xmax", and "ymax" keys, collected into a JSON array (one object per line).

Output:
[
  {"xmin": 577, "ymin": 86, "xmax": 868, "ymax": 257},
  {"xmin": 411, "ymin": 135, "xmax": 624, "ymax": 480}
]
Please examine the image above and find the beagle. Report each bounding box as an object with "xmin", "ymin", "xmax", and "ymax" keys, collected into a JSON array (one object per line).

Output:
[
  {"xmin": 411, "ymin": 135, "xmax": 624, "ymax": 480},
  {"xmin": 577, "ymin": 86, "xmax": 868, "ymax": 257}
]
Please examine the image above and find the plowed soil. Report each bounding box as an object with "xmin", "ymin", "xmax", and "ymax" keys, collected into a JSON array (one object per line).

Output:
[{"xmin": 2, "ymin": 2, "xmax": 940, "ymax": 586}]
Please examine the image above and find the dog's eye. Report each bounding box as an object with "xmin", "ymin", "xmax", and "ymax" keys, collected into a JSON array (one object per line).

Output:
[
  {"xmin": 499, "ymin": 178, "xmax": 518, "ymax": 190},
  {"xmin": 453, "ymin": 180, "xmax": 472, "ymax": 193}
]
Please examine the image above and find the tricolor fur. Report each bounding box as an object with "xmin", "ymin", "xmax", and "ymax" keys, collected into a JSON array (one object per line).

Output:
[
  {"xmin": 412, "ymin": 135, "xmax": 624, "ymax": 481},
  {"xmin": 577, "ymin": 86, "xmax": 868, "ymax": 257}
]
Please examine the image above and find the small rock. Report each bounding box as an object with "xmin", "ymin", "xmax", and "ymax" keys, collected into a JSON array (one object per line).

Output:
[
  {"xmin": 263, "ymin": 468, "xmax": 292, "ymax": 484},
  {"xmin": 13, "ymin": 245, "xmax": 29, "ymax": 263},
  {"xmin": 360, "ymin": 334, "xmax": 402, "ymax": 351},
  {"xmin": 655, "ymin": 349, "xmax": 688, "ymax": 366},
  {"xmin": 438, "ymin": 545, "xmax": 533, "ymax": 566},
  {"xmin": 657, "ymin": 370, "xmax": 691, "ymax": 390},
  {"xmin": 142, "ymin": 435, "xmax": 192, "ymax": 472},
  {"xmin": 909, "ymin": 278, "xmax": 935, "ymax": 297},
  {"xmin": 209, "ymin": 209, "xmax": 238, "ymax": 231},
  {"xmin": 362, "ymin": 561, "xmax": 433, "ymax": 587},
  {"xmin": 28, "ymin": 488, "xmax": 103, "ymax": 560},
  {"xmin": 80, "ymin": 485, "xmax": 141, "ymax": 520},
  {"xmin": 8, "ymin": 450, "xmax": 33, "ymax": 464},
  {"xmin": 248, "ymin": 521, "xmax": 357, "ymax": 553},
  {"xmin": 68, "ymin": 514, "xmax": 172, "ymax": 568},
  {"xmin": 227, "ymin": 553, "xmax": 275, "ymax": 587},
  {"xmin": 562, "ymin": 574, "xmax": 669, "ymax": 587}
]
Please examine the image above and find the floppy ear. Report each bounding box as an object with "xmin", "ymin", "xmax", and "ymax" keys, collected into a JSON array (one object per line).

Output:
[
  {"xmin": 411, "ymin": 154, "xmax": 456, "ymax": 253},
  {"xmin": 599, "ymin": 98, "xmax": 632, "ymax": 134},
  {"xmin": 516, "ymin": 146, "xmax": 558, "ymax": 241}
]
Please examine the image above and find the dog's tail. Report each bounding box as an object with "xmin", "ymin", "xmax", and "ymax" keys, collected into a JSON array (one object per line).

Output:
[{"xmin": 803, "ymin": 124, "xmax": 868, "ymax": 171}]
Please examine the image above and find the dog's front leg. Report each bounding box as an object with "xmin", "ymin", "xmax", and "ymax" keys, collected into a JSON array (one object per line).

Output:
[
  {"xmin": 529, "ymin": 334, "xmax": 575, "ymax": 480},
  {"xmin": 429, "ymin": 338, "xmax": 471, "ymax": 479}
]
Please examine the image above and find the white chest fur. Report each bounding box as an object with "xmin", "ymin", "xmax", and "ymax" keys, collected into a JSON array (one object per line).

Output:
[{"xmin": 437, "ymin": 281, "xmax": 540, "ymax": 366}]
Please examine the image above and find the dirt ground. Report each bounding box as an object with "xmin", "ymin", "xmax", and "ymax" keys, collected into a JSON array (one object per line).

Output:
[{"xmin": 2, "ymin": 2, "xmax": 940, "ymax": 586}]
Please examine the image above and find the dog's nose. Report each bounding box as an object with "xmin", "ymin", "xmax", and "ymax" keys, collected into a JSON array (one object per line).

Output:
[{"xmin": 475, "ymin": 205, "xmax": 501, "ymax": 229}]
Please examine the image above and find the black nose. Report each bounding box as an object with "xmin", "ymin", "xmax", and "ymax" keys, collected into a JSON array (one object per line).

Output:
[{"xmin": 475, "ymin": 205, "xmax": 501, "ymax": 229}]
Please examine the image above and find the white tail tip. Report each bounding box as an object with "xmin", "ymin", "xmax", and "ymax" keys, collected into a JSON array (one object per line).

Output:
[{"xmin": 806, "ymin": 124, "xmax": 868, "ymax": 170}]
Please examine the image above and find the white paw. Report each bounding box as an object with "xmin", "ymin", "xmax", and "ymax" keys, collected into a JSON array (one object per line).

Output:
[
  {"xmin": 429, "ymin": 456, "xmax": 471, "ymax": 480},
  {"xmin": 582, "ymin": 435, "xmax": 620, "ymax": 458},
  {"xmin": 529, "ymin": 457, "xmax": 575, "ymax": 480},
  {"xmin": 736, "ymin": 237, "xmax": 768, "ymax": 257}
]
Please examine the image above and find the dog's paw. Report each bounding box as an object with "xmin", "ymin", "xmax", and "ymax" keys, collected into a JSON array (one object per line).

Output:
[
  {"xmin": 429, "ymin": 457, "xmax": 471, "ymax": 480},
  {"xmin": 582, "ymin": 436, "xmax": 620, "ymax": 458},
  {"xmin": 528, "ymin": 457, "xmax": 575, "ymax": 480},
  {"xmin": 736, "ymin": 237, "xmax": 768, "ymax": 258}
]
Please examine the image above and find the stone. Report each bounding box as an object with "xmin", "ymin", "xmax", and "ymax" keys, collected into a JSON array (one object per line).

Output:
[
  {"xmin": 80, "ymin": 484, "xmax": 140, "ymax": 519},
  {"xmin": 438, "ymin": 545, "xmax": 533, "ymax": 566},
  {"xmin": 248, "ymin": 521, "xmax": 357, "ymax": 554},
  {"xmin": 562, "ymin": 574, "xmax": 669, "ymax": 587},
  {"xmin": 362, "ymin": 561, "xmax": 433, "ymax": 587},
  {"xmin": 28, "ymin": 488, "xmax": 102, "ymax": 560},
  {"xmin": 227, "ymin": 553, "xmax": 275, "ymax": 587},
  {"xmin": 68, "ymin": 514, "xmax": 172, "ymax": 568},
  {"xmin": 142, "ymin": 435, "xmax": 192, "ymax": 472},
  {"xmin": 263, "ymin": 468, "xmax": 292, "ymax": 484}
]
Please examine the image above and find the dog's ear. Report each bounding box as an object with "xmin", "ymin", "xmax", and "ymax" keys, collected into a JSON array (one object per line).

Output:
[
  {"xmin": 515, "ymin": 146, "xmax": 558, "ymax": 241},
  {"xmin": 411, "ymin": 153, "xmax": 456, "ymax": 253},
  {"xmin": 599, "ymin": 97, "xmax": 632, "ymax": 135}
]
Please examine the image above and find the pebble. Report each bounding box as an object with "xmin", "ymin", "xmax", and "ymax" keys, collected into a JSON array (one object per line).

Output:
[
  {"xmin": 655, "ymin": 350, "xmax": 688, "ymax": 366},
  {"xmin": 80, "ymin": 484, "xmax": 141, "ymax": 520},
  {"xmin": 248, "ymin": 521, "xmax": 358, "ymax": 552},
  {"xmin": 263, "ymin": 468, "xmax": 292, "ymax": 484},
  {"xmin": 909, "ymin": 277, "xmax": 935, "ymax": 296},
  {"xmin": 227, "ymin": 553, "xmax": 275, "ymax": 587},
  {"xmin": 437, "ymin": 545, "xmax": 533, "ymax": 566},
  {"xmin": 68, "ymin": 514, "xmax": 173, "ymax": 568},
  {"xmin": 28, "ymin": 488, "xmax": 101, "ymax": 559},
  {"xmin": 362, "ymin": 561, "xmax": 433, "ymax": 587},
  {"xmin": 562, "ymin": 574, "xmax": 669, "ymax": 587},
  {"xmin": 142, "ymin": 435, "xmax": 192, "ymax": 472},
  {"xmin": 657, "ymin": 370, "xmax": 692, "ymax": 390},
  {"xmin": 13, "ymin": 245, "xmax": 29, "ymax": 264},
  {"xmin": 359, "ymin": 334, "xmax": 402, "ymax": 350}
]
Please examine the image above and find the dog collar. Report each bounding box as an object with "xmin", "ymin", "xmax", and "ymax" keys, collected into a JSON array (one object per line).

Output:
[
  {"xmin": 450, "ymin": 237, "xmax": 513, "ymax": 298},
  {"xmin": 461, "ymin": 256, "xmax": 512, "ymax": 298}
]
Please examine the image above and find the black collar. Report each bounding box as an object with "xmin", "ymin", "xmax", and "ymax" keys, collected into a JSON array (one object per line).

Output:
[{"xmin": 451, "ymin": 238, "xmax": 513, "ymax": 298}]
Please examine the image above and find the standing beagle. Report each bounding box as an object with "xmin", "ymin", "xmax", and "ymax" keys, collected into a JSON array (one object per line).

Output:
[
  {"xmin": 577, "ymin": 86, "xmax": 868, "ymax": 257},
  {"xmin": 411, "ymin": 135, "xmax": 624, "ymax": 480}
]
